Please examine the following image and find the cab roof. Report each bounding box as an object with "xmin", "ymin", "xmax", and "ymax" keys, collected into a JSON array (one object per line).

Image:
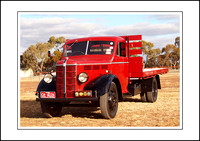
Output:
[{"xmin": 66, "ymin": 36, "xmax": 125, "ymax": 43}]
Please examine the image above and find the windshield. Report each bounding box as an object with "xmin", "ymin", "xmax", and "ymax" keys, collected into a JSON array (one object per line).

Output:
[{"xmin": 64, "ymin": 41, "xmax": 115, "ymax": 57}]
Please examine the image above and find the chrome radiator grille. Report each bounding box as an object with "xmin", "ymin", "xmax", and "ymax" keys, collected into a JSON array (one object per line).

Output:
[{"xmin": 56, "ymin": 65, "xmax": 76, "ymax": 98}]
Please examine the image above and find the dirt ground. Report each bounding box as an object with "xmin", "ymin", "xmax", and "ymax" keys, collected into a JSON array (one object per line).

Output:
[{"xmin": 20, "ymin": 70, "xmax": 180, "ymax": 127}]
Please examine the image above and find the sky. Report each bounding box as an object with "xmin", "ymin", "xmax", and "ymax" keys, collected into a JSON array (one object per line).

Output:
[{"xmin": 19, "ymin": 12, "xmax": 181, "ymax": 55}]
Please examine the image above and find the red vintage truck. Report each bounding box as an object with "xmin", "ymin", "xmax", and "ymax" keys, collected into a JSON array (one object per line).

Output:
[{"xmin": 36, "ymin": 35, "xmax": 168, "ymax": 119}]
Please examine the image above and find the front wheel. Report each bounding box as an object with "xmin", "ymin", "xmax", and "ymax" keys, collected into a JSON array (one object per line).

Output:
[
  {"xmin": 41, "ymin": 102, "xmax": 62, "ymax": 118},
  {"xmin": 100, "ymin": 82, "xmax": 118, "ymax": 119}
]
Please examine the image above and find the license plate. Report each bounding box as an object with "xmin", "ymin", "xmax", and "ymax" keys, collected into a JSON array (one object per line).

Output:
[{"xmin": 40, "ymin": 91, "xmax": 56, "ymax": 98}]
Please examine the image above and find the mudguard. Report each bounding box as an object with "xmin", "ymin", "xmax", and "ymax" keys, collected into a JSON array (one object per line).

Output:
[
  {"xmin": 156, "ymin": 75, "xmax": 161, "ymax": 89},
  {"xmin": 141, "ymin": 75, "xmax": 161, "ymax": 93},
  {"xmin": 90, "ymin": 74, "xmax": 121, "ymax": 97},
  {"xmin": 36, "ymin": 75, "xmax": 56, "ymax": 97}
]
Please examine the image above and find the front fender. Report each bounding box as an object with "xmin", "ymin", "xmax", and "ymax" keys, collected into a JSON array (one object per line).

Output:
[
  {"xmin": 90, "ymin": 74, "xmax": 118, "ymax": 97},
  {"xmin": 36, "ymin": 75, "xmax": 56, "ymax": 96}
]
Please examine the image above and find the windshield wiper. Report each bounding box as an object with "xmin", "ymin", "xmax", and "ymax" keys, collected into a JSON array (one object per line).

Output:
[{"xmin": 70, "ymin": 40, "xmax": 78, "ymax": 48}]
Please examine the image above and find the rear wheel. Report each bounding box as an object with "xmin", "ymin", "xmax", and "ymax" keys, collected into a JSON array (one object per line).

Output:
[
  {"xmin": 100, "ymin": 82, "xmax": 118, "ymax": 119},
  {"xmin": 41, "ymin": 102, "xmax": 62, "ymax": 118},
  {"xmin": 146, "ymin": 77, "xmax": 158, "ymax": 102},
  {"xmin": 140, "ymin": 92, "xmax": 147, "ymax": 102}
]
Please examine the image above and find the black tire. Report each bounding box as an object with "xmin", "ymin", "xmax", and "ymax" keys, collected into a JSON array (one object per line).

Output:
[
  {"xmin": 146, "ymin": 77, "xmax": 158, "ymax": 103},
  {"xmin": 140, "ymin": 92, "xmax": 147, "ymax": 102},
  {"xmin": 100, "ymin": 82, "xmax": 118, "ymax": 119},
  {"xmin": 41, "ymin": 102, "xmax": 62, "ymax": 118}
]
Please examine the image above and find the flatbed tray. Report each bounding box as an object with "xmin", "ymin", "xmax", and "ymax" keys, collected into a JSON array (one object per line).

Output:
[{"xmin": 142, "ymin": 68, "xmax": 168, "ymax": 78}]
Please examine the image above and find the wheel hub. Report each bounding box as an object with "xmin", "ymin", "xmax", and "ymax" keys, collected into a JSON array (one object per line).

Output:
[{"xmin": 108, "ymin": 91, "xmax": 117, "ymax": 111}]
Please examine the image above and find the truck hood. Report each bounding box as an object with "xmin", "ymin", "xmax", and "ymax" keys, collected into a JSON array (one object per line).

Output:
[{"xmin": 57, "ymin": 55, "xmax": 113, "ymax": 66}]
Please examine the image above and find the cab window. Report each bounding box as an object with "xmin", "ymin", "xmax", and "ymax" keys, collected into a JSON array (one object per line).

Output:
[{"xmin": 117, "ymin": 42, "xmax": 126, "ymax": 57}]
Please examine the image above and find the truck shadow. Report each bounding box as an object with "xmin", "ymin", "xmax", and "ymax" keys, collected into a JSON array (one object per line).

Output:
[
  {"xmin": 120, "ymin": 97, "xmax": 143, "ymax": 102},
  {"xmin": 61, "ymin": 107, "xmax": 103, "ymax": 119},
  {"xmin": 20, "ymin": 100, "xmax": 103, "ymax": 119},
  {"xmin": 20, "ymin": 98, "xmax": 143, "ymax": 119},
  {"xmin": 20, "ymin": 100, "xmax": 44, "ymax": 118}
]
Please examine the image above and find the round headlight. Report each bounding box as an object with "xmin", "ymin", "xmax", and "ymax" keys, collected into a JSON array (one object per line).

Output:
[
  {"xmin": 44, "ymin": 73, "xmax": 53, "ymax": 83},
  {"xmin": 78, "ymin": 72, "xmax": 88, "ymax": 83}
]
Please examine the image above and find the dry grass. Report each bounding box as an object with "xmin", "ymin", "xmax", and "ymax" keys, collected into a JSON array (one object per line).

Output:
[{"xmin": 20, "ymin": 70, "xmax": 180, "ymax": 127}]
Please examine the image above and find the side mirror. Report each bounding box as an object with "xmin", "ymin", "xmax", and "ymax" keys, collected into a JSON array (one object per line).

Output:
[{"xmin": 48, "ymin": 51, "xmax": 51, "ymax": 57}]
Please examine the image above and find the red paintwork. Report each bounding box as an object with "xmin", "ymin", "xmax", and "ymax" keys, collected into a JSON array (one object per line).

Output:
[
  {"xmin": 129, "ymin": 49, "xmax": 143, "ymax": 55},
  {"xmin": 56, "ymin": 35, "xmax": 168, "ymax": 98},
  {"xmin": 129, "ymin": 42, "xmax": 142, "ymax": 48},
  {"xmin": 121, "ymin": 35, "xmax": 142, "ymax": 40},
  {"xmin": 129, "ymin": 57, "xmax": 143, "ymax": 77}
]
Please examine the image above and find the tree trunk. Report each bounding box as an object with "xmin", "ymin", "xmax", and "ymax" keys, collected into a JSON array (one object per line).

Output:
[
  {"xmin": 173, "ymin": 62, "xmax": 177, "ymax": 69},
  {"xmin": 35, "ymin": 61, "xmax": 43, "ymax": 73},
  {"xmin": 40, "ymin": 59, "xmax": 44, "ymax": 73},
  {"xmin": 143, "ymin": 62, "xmax": 146, "ymax": 68}
]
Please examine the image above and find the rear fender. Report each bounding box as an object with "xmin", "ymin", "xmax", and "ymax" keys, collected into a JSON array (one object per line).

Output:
[
  {"xmin": 156, "ymin": 75, "xmax": 161, "ymax": 89},
  {"xmin": 141, "ymin": 77, "xmax": 153, "ymax": 92},
  {"xmin": 141, "ymin": 75, "xmax": 161, "ymax": 93}
]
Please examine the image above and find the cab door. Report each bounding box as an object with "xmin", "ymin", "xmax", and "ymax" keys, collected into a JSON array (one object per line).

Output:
[{"xmin": 112, "ymin": 41, "xmax": 129, "ymax": 93}]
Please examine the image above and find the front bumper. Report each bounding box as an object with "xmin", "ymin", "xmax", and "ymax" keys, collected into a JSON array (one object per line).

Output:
[{"xmin": 36, "ymin": 97, "xmax": 99, "ymax": 102}]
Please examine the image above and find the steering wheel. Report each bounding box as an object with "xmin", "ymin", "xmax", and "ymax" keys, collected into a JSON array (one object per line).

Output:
[{"xmin": 71, "ymin": 51, "xmax": 85, "ymax": 55}]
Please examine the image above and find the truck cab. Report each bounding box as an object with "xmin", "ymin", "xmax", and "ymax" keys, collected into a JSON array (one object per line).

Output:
[{"xmin": 36, "ymin": 35, "xmax": 168, "ymax": 119}]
